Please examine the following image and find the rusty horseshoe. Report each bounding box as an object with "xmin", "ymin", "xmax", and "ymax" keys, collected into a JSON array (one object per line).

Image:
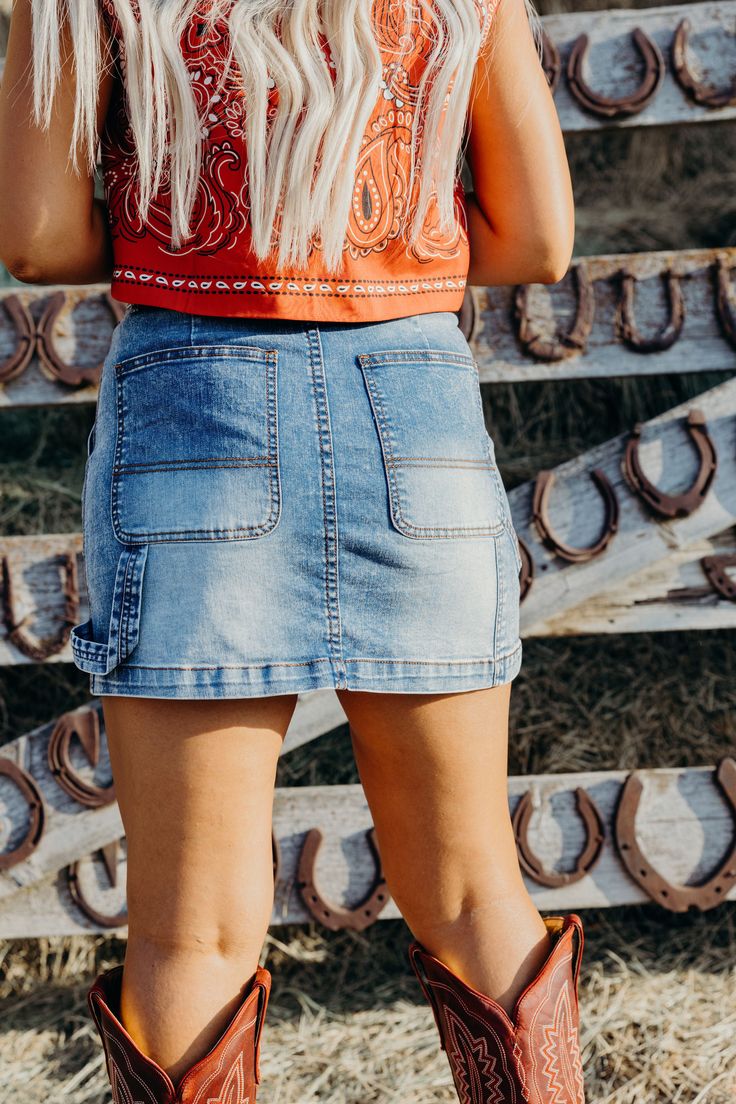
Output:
[
  {"xmin": 47, "ymin": 706, "xmax": 116, "ymax": 809},
  {"xmin": 0, "ymin": 294, "xmax": 37, "ymax": 384},
  {"xmin": 672, "ymin": 17, "xmax": 736, "ymax": 109},
  {"xmin": 67, "ymin": 839, "xmax": 129, "ymax": 928},
  {"xmin": 714, "ymin": 255, "xmax": 736, "ymax": 350},
  {"xmin": 542, "ymin": 29, "xmax": 561, "ymax": 94},
  {"xmin": 622, "ymin": 409, "xmax": 717, "ymax": 519},
  {"xmin": 455, "ymin": 287, "xmax": 479, "ymax": 344},
  {"xmin": 701, "ymin": 553, "xmax": 736, "ymax": 602},
  {"xmin": 0, "ymin": 757, "xmax": 46, "ymax": 870},
  {"xmin": 297, "ymin": 826, "xmax": 389, "ymax": 932},
  {"xmin": 36, "ymin": 291, "xmax": 126, "ymax": 387},
  {"xmin": 518, "ymin": 535, "xmax": 534, "ymax": 602},
  {"xmin": 512, "ymin": 787, "xmax": 605, "ymax": 887},
  {"xmin": 514, "ymin": 262, "xmax": 595, "ymax": 361},
  {"xmin": 614, "ymin": 757, "xmax": 736, "ymax": 911},
  {"xmin": 567, "ymin": 28, "xmax": 665, "ymax": 118},
  {"xmin": 616, "ymin": 268, "xmax": 685, "ymax": 353},
  {"xmin": 2, "ymin": 551, "xmax": 80, "ymax": 662},
  {"xmin": 532, "ymin": 468, "xmax": 619, "ymax": 563}
]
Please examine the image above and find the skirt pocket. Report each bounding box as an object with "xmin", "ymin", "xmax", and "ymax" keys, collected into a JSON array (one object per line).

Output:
[
  {"xmin": 111, "ymin": 344, "xmax": 280, "ymax": 543},
  {"xmin": 357, "ymin": 348, "xmax": 506, "ymax": 539}
]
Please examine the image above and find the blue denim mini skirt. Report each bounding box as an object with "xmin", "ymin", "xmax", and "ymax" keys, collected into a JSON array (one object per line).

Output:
[{"xmin": 70, "ymin": 306, "xmax": 523, "ymax": 698}]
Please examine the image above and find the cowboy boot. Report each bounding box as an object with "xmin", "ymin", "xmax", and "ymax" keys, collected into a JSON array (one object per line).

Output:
[
  {"xmin": 87, "ymin": 962, "xmax": 271, "ymax": 1103},
  {"xmin": 409, "ymin": 913, "xmax": 586, "ymax": 1104}
]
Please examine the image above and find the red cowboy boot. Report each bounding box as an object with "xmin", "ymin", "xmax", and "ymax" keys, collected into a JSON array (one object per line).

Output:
[
  {"xmin": 87, "ymin": 963, "xmax": 271, "ymax": 1104},
  {"xmin": 409, "ymin": 913, "xmax": 586, "ymax": 1104}
]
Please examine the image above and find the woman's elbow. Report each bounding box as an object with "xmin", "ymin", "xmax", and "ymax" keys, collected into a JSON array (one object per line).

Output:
[
  {"xmin": 522, "ymin": 225, "xmax": 575, "ymax": 285},
  {"xmin": 1, "ymin": 251, "xmax": 51, "ymax": 285},
  {"xmin": 0, "ymin": 226, "xmax": 59, "ymax": 285}
]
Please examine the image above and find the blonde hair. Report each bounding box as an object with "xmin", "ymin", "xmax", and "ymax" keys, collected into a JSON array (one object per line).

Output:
[{"xmin": 30, "ymin": 0, "xmax": 543, "ymax": 272}]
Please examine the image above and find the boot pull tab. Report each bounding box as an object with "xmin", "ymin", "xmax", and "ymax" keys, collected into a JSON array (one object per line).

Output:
[
  {"xmin": 252, "ymin": 972, "xmax": 271, "ymax": 1084},
  {"xmin": 408, "ymin": 944, "xmax": 447, "ymax": 1051}
]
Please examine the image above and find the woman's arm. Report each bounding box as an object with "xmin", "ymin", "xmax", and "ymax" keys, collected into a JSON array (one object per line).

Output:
[
  {"xmin": 465, "ymin": 0, "xmax": 575, "ymax": 287},
  {"xmin": 0, "ymin": 0, "xmax": 115, "ymax": 284}
]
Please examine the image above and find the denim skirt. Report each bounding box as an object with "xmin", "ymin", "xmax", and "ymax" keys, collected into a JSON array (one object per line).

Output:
[{"xmin": 70, "ymin": 306, "xmax": 523, "ymax": 698}]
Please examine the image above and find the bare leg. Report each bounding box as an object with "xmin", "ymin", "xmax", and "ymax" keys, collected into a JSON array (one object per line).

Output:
[
  {"xmin": 102, "ymin": 693, "xmax": 298, "ymax": 1085},
  {"xmin": 336, "ymin": 685, "xmax": 549, "ymax": 1016}
]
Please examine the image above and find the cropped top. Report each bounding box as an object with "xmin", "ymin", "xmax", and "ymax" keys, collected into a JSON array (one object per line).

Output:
[{"xmin": 99, "ymin": 0, "xmax": 497, "ymax": 322}]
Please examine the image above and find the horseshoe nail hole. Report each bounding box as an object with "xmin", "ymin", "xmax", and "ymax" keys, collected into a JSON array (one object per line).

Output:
[
  {"xmin": 377, "ymin": 894, "xmax": 386, "ymax": 901},
  {"xmin": 640, "ymin": 869, "xmax": 648, "ymax": 876},
  {"xmin": 660, "ymin": 889, "xmax": 668, "ymax": 897},
  {"xmin": 620, "ymin": 842, "xmax": 630, "ymax": 850},
  {"xmin": 714, "ymin": 886, "xmax": 722, "ymax": 894}
]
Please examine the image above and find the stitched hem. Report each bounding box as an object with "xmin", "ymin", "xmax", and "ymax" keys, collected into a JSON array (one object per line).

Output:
[{"xmin": 88, "ymin": 642, "xmax": 523, "ymax": 699}]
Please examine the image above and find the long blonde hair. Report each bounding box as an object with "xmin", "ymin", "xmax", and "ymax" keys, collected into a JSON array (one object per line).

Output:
[{"xmin": 30, "ymin": 0, "xmax": 543, "ymax": 272}]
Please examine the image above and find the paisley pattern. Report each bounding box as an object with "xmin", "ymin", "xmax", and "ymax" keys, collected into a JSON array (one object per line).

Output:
[{"xmin": 99, "ymin": 0, "xmax": 498, "ymax": 318}]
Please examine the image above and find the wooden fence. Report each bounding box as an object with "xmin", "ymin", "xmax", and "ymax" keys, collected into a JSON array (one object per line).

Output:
[{"xmin": 0, "ymin": 0, "xmax": 735, "ymax": 935}]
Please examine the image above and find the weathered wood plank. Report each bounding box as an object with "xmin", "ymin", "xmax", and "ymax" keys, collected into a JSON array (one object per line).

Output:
[
  {"xmin": 0, "ymin": 763, "xmax": 734, "ymax": 936},
  {"xmin": 542, "ymin": 1, "xmax": 736, "ymax": 133},
  {"xmin": 512, "ymin": 377, "xmax": 736, "ymax": 628},
  {"xmin": 525, "ymin": 530, "xmax": 736, "ymax": 637},
  {"xmin": 2, "ymin": 1, "xmax": 735, "ymax": 132},
  {"xmin": 0, "ymin": 286, "xmax": 114, "ymax": 409},
  {"xmin": 2, "ymin": 246, "xmax": 735, "ymax": 407},
  {"xmin": 472, "ymin": 246, "xmax": 736, "ymax": 383}
]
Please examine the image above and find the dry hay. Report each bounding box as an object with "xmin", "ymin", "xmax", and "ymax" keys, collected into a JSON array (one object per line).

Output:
[{"xmin": 1, "ymin": 905, "xmax": 734, "ymax": 1104}]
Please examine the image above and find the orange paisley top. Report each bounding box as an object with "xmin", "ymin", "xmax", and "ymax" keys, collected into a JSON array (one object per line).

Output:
[{"xmin": 99, "ymin": 0, "xmax": 498, "ymax": 322}]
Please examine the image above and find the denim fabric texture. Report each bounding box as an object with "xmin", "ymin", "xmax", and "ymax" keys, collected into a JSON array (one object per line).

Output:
[{"xmin": 72, "ymin": 306, "xmax": 523, "ymax": 698}]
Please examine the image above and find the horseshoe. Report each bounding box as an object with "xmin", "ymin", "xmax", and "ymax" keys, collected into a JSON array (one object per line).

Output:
[
  {"xmin": 297, "ymin": 826, "xmax": 389, "ymax": 932},
  {"xmin": 2, "ymin": 551, "xmax": 80, "ymax": 661},
  {"xmin": 0, "ymin": 757, "xmax": 46, "ymax": 870},
  {"xmin": 541, "ymin": 29, "xmax": 561, "ymax": 95},
  {"xmin": 0, "ymin": 294, "xmax": 36, "ymax": 384},
  {"xmin": 614, "ymin": 757, "xmax": 736, "ymax": 911},
  {"xmin": 67, "ymin": 839, "xmax": 128, "ymax": 928},
  {"xmin": 616, "ymin": 268, "xmax": 685, "ymax": 352},
  {"xmin": 514, "ymin": 262, "xmax": 595, "ymax": 361},
  {"xmin": 512, "ymin": 786, "xmax": 605, "ymax": 887},
  {"xmin": 532, "ymin": 468, "xmax": 619, "ymax": 563},
  {"xmin": 47, "ymin": 706, "xmax": 116, "ymax": 809},
  {"xmin": 518, "ymin": 536, "xmax": 534, "ymax": 602},
  {"xmin": 567, "ymin": 28, "xmax": 665, "ymax": 118},
  {"xmin": 455, "ymin": 286, "xmax": 478, "ymax": 344},
  {"xmin": 622, "ymin": 409, "xmax": 717, "ymax": 519},
  {"xmin": 672, "ymin": 17, "xmax": 736, "ymax": 109},
  {"xmin": 714, "ymin": 255, "xmax": 736, "ymax": 350},
  {"xmin": 701, "ymin": 553, "xmax": 736, "ymax": 602},
  {"xmin": 36, "ymin": 291, "xmax": 125, "ymax": 387}
]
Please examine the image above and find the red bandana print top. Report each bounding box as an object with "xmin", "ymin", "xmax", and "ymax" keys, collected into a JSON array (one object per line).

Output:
[{"xmin": 99, "ymin": 0, "xmax": 498, "ymax": 322}]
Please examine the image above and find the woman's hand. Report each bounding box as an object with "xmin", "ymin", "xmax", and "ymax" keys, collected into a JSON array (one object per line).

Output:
[
  {"xmin": 0, "ymin": 0, "xmax": 115, "ymax": 285},
  {"xmin": 464, "ymin": 0, "xmax": 575, "ymax": 287}
]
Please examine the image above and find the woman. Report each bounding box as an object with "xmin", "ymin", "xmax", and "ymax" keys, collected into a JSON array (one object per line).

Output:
[{"xmin": 0, "ymin": 1, "xmax": 581, "ymax": 1101}]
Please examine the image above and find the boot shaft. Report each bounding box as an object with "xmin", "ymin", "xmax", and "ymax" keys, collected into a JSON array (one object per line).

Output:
[
  {"xmin": 409, "ymin": 913, "xmax": 586, "ymax": 1104},
  {"xmin": 87, "ymin": 963, "xmax": 271, "ymax": 1104}
]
